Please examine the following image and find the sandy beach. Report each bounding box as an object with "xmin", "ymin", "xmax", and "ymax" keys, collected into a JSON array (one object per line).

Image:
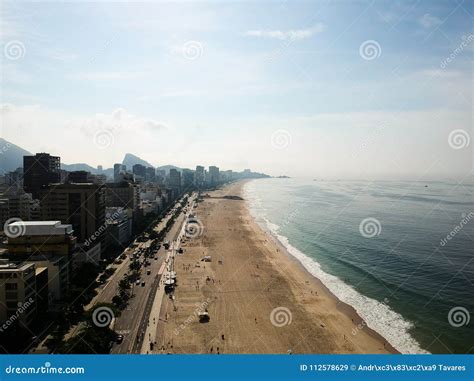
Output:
[{"xmin": 154, "ymin": 180, "xmax": 396, "ymax": 354}]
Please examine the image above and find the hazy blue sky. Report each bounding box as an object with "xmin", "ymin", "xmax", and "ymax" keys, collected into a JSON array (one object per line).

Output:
[{"xmin": 0, "ymin": 0, "xmax": 472, "ymax": 178}]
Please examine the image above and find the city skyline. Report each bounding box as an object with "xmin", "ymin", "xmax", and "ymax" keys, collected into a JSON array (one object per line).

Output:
[{"xmin": 1, "ymin": 1, "xmax": 472, "ymax": 179}]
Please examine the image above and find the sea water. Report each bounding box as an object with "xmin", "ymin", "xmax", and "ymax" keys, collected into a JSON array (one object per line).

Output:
[{"xmin": 244, "ymin": 178, "xmax": 474, "ymax": 354}]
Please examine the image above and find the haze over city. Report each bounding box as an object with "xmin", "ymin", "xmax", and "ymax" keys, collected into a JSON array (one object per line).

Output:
[{"xmin": 1, "ymin": 1, "xmax": 472, "ymax": 178}]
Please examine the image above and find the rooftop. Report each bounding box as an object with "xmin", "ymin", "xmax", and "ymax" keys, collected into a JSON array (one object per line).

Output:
[
  {"xmin": 0, "ymin": 260, "xmax": 35, "ymax": 271},
  {"xmin": 7, "ymin": 221, "xmax": 74, "ymax": 236}
]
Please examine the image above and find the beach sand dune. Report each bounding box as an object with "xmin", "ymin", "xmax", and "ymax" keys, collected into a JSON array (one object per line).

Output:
[{"xmin": 155, "ymin": 181, "xmax": 395, "ymax": 354}]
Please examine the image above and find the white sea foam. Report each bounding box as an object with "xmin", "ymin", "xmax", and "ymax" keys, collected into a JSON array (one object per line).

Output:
[{"xmin": 243, "ymin": 181, "xmax": 429, "ymax": 354}]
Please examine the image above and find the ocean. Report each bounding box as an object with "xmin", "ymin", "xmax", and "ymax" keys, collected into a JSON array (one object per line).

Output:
[{"xmin": 244, "ymin": 178, "xmax": 474, "ymax": 354}]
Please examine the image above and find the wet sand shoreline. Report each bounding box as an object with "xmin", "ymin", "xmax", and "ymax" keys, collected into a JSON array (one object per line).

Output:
[{"xmin": 155, "ymin": 180, "xmax": 396, "ymax": 354}]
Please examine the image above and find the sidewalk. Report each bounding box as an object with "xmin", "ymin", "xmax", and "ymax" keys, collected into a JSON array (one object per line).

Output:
[{"xmin": 140, "ymin": 200, "xmax": 195, "ymax": 354}]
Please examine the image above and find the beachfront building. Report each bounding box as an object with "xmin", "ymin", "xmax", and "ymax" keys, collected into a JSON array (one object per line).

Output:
[
  {"xmin": 169, "ymin": 169, "xmax": 181, "ymax": 197},
  {"xmin": 74, "ymin": 243, "xmax": 101, "ymax": 266},
  {"xmin": 209, "ymin": 166, "xmax": 220, "ymax": 186},
  {"xmin": 23, "ymin": 153, "xmax": 61, "ymax": 199},
  {"xmin": 132, "ymin": 164, "xmax": 146, "ymax": 182},
  {"xmin": 4, "ymin": 168, "xmax": 23, "ymax": 191},
  {"xmin": 194, "ymin": 166, "xmax": 205, "ymax": 188},
  {"xmin": 39, "ymin": 183, "xmax": 107, "ymax": 254},
  {"xmin": 0, "ymin": 187, "xmax": 35, "ymax": 229},
  {"xmin": 181, "ymin": 169, "xmax": 194, "ymax": 189},
  {"xmin": 6, "ymin": 221, "xmax": 76, "ymax": 258},
  {"xmin": 106, "ymin": 207, "xmax": 132, "ymax": 247},
  {"xmin": 221, "ymin": 170, "xmax": 233, "ymax": 182},
  {"xmin": 0, "ymin": 261, "xmax": 37, "ymax": 329},
  {"xmin": 106, "ymin": 182, "xmax": 140, "ymax": 211},
  {"xmin": 145, "ymin": 167, "xmax": 156, "ymax": 182},
  {"xmin": 113, "ymin": 164, "xmax": 127, "ymax": 182},
  {"xmin": 66, "ymin": 170, "xmax": 91, "ymax": 183},
  {"xmin": 5, "ymin": 221, "xmax": 75, "ymax": 300}
]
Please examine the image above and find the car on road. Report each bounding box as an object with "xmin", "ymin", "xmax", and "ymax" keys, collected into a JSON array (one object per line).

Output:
[
  {"xmin": 115, "ymin": 334, "xmax": 124, "ymax": 344},
  {"xmin": 146, "ymin": 269, "xmax": 151, "ymax": 275},
  {"xmin": 136, "ymin": 279, "xmax": 141, "ymax": 285},
  {"xmin": 141, "ymin": 281, "xmax": 146, "ymax": 287}
]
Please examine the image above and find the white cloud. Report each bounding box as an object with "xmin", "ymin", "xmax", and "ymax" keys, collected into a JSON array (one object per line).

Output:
[
  {"xmin": 419, "ymin": 13, "xmax": 442, "ymax": 28},
  {"xmin": 0, "ymin": 104, "xmax": 168, "ymax": 166},
  {"xmin": 78, "ymin": 108, "xmax": 168, "ymax": 138},
  {"xmin": 245, "ymin": 24, "xmax": 324, "ymax": 41},
  {"xmin": 0, "ymin": 104, "xmax": 470, "ymax": 177}
]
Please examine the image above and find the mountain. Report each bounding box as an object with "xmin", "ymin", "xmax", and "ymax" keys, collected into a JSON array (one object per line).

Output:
[
  {"xmin": 61, "ymin": 163, "xmax": 97, "ymax": 173},
  {"xmin": 0, "ymin": 138, "xmax": 32, "ymax": 175},
  {"xmin": 60, "ymin": 163, "xmax": 114, "ymax": 179},
  {"xmin": 156, "ymin": 164, "xmax": 182, "ymax": 174},
  {"xmin": 122, "ymin": 153, "xmax": 154, "ymax": 169}
]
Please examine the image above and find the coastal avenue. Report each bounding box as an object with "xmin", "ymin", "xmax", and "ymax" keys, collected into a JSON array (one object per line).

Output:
[{"xmin": 107, "ymin": 193, "xmax": 195, "ymax": 354}]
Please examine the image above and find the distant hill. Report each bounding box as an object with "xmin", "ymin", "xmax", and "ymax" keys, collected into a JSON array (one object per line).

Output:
[
  {"xmin": 0, "ymin": 141, "xmax": 269, "ymax": 180},
  {"xmin": 156, "ymin": 164, "xmax": 182, "ymax": 174},
  {"xmin": 61, "ymin": 163, "xmax": 97, "ymax": 173},
  {"xmin": 122, "ymin": 153, "xmax": 154, "ymax": 169},
  {"xmin": 61, "ymin": 163, "xmax": 113, "ymax": 179},
  {"xmin": 0, "ymin": 138, "xmax": 32, "ymax": 175}
]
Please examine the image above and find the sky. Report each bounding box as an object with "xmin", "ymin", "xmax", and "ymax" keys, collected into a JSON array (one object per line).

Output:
[{"xmin": 0, "ymin": 0, "xmax": 472, "ymax": 179}]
